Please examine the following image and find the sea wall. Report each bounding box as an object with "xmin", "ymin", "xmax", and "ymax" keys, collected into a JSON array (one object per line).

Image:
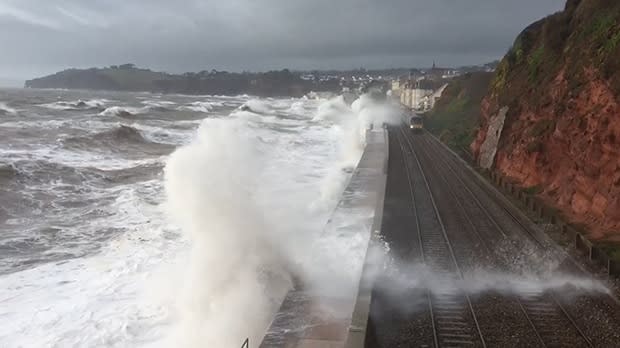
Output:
[{"xmin": 259, "ymin": 128, "xmax": 388, "ymax": 348}]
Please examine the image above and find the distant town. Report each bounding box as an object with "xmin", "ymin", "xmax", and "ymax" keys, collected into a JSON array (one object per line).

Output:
[{"xmin": 327, "ymin": 61, "xmax": 497, "ymax": 112}]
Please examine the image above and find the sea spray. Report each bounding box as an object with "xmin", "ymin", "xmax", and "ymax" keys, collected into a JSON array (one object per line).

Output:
[
  {"xmin": 161, "ymin": 94, "xmax": 402, "ymax": 346},
  {"xmin": 163, "ymin": 118, "xmax": 291, "ymax": 347},
  {"xmin": 314, "ymin": 94, "xmax": 400, "ymax": 210},
  {"xmin": 370, "ymin": 261, "xmax": 610, "ymax": 318},
  {"xmin": 300, "ymin": 95, "xmax": 401, "ymax": 297}
]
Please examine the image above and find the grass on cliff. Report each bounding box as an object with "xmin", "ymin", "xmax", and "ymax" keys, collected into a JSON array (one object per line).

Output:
[
  {"xmin": 527, "ymin": 45, "xmax": 546, "ymax": 82},
  {"xmin": 425, "ymin": 72, "xmax": 493, "ymax": 152},
  {"xmin": 491, "ymin": 0, "xmax": 620, "ymax": 110}
]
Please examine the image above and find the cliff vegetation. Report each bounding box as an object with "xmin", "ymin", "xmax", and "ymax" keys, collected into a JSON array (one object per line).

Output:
[
  {"xmin": 425, "ymin": 72, "xmax": 493, "ymax": 153},
  {"xmin": 472, "ymin": 0, "xmax": 620, "ymax": 240}
]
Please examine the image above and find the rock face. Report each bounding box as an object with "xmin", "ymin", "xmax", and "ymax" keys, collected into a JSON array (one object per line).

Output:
[
  {"xmin": 472, "ymin": 0, "xmax": 620, "ymax": 240},
  {"xmin": 478, "ymin": 106, "xmax": 508, "ymax": 169}
]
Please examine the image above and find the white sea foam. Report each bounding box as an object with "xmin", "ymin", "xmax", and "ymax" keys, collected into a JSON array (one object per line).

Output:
[
  {"xmin": 286, "ymin": 101, "xmax": 308, "ymax": 115},
  {"xmin": 0, "ymin": 182, "xmax": 182, "ymax": 348},
  {"xmin": 0, "ymin": 146, "xmax": 167, "ymax": 171}
]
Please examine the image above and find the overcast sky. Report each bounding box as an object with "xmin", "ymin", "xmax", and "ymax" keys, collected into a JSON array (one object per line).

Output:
[{"xmin": 0, "ymin": 0, "xmax": 565, "ymax": 82}]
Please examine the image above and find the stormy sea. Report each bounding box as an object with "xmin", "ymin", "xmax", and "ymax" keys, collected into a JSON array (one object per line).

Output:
[{"xmin": 0, "ymin": 88, "xmax": 396, "ymax": 347}]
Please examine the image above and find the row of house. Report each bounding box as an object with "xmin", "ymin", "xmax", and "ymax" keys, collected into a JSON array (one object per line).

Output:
[
  {"xmin": 392, "ymin": 78, "xmax": 448, "ymax": 111},
  {"xmin": 391, "ymin": 63, "xmax": 454, "ymax": 111}
]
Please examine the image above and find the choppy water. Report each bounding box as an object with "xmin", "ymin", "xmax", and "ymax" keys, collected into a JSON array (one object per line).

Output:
[
  {"xmin": 0, "ymin": 88, "xmax": 373, "ymax": 347},
  {"xmin": 0, "ymin": 89, "xmax": 234, "ymax": 273}
]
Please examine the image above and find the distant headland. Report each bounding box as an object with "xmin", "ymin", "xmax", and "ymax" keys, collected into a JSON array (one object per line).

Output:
[{"xmin": 24, "ymin": 64, "xmax": 345, "ymax": 97}]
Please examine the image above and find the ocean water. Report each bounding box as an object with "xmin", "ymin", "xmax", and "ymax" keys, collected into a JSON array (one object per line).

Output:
[{"xmin": 0, "ymin": 88, "xmax": 390, "ymax": 347}]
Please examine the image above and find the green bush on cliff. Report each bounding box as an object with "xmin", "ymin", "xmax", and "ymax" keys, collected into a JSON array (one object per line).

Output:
[
  {"xmin": 585, "ymin": 12, "xmax": 615, "ymax": 41},
  {"xmin": 426, "ymin": 72, "xmax": 493, "ymax": 152},
  {"xmin": 491, "ymin": 59, "xmax": 510, "ymax": 92},
  {"xmin": 527, "ymin": 45, "xmax": 546, "ymax": 82},
  {"xmin": 514, "ymin": 37, "xmax": 526, "ymax": 64},
  {"xmin": 491, "ymin": 0, "xmax": 620, "ymax": 109},
  {"xmin": 601, "ymin": 30, "xmax": 620, "ymax": 56}
]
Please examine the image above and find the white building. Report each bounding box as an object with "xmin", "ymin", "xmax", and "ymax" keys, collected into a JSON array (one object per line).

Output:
[
  {"xmin": 421, "ymin": 83, "xmax": 448, "ymax": 110},
  {"xmin": 391, "ymin": 79, "xmax": 401, "ymax": 97},
  {"xmin": 398, "ymin": 79, "xmax": 448, "ymax": 111}
]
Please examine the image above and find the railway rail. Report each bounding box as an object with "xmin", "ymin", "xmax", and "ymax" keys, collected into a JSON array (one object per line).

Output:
[{"xmin": 398, "ymin": 127, "xmax": 485, "ymax": 347}]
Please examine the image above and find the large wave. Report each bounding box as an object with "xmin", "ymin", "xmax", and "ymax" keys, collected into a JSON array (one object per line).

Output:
[
  {"xmin": 95, "ymin": 125, "xmax": 152, "ymax": 144},
  {"xmin": 62, "ymin": 124, "xmax": 175, "ymax": 155},
  {"xmin": 312, "ymin": 95, "xmax": 353, "ymax": 122},
  {"xmin": 163, "ymin": 118, "xmax": 292, "ymax": 347}
]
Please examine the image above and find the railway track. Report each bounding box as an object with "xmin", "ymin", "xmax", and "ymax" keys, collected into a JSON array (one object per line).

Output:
[
  {"xmin": 397, "ymin": 127, "xmax": 486, "ymax": 348},
  {"xmin": 406, "ymin": 129, "xmax": 595, "ymax": 347},
  {"xmin": 369, "ymin": 125, "xmax": 620, "ymax": 347}
]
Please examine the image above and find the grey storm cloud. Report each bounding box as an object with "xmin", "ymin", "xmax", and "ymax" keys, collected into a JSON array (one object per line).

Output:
[{"xmin": 0, "ymin": 0, "xmax": 566, "ymax": 80}]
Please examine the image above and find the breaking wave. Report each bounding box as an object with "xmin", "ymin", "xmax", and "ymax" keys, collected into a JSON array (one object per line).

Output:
[
  {"xmin": 62, "ymin": 124, "xmax": 175, "ymax": 154},
  {"xmin": 98, "ymin": 106, "xmax": 146, "ymax": 117},
  {"xmin": 239, "ymin": 99, "xmax": 276, "ymax": 115},
  {"xmin": 99, "ymin": 102, "xmax": 187, "ymax": 117},
  {"xmin": 157, "ymin": 94, "xmax": 402, "ymax": 347},
  {"xmin": 312, "ymin": 95, "xmax": 352, "ymax": 122},
  {"xmin": 0, "ymin": 102, "xmax": 17, "ymax": 115},
  {"xmin": 2, "ymin": 158, "xmax": 165, "ymax": 192},
  {"xmin": 286, "ymin": 101, "xmax": 307, "ymax": 115},
  {"xmin": 178, "ymin": 101, "xmax": 224, "ymax": 113},
  {"xmin": 141, "ymin": 100, "xmax": 176, "ymax": 107},
  {"xmin": 40, "ymin": 99, "xmax": 108, "ymax": 111},
  {"xmin": 162, "ymin": 118, "xmax": 292, "ymax": 347},
  {"xmin": 93, "ymin": 124, "xmax": 150, "ymax": 144}
]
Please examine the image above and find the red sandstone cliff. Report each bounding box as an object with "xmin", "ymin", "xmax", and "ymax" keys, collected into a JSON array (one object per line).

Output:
[{"xmin": 472, "ymin": 0, "xmax": 620, "ymax": 240}]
